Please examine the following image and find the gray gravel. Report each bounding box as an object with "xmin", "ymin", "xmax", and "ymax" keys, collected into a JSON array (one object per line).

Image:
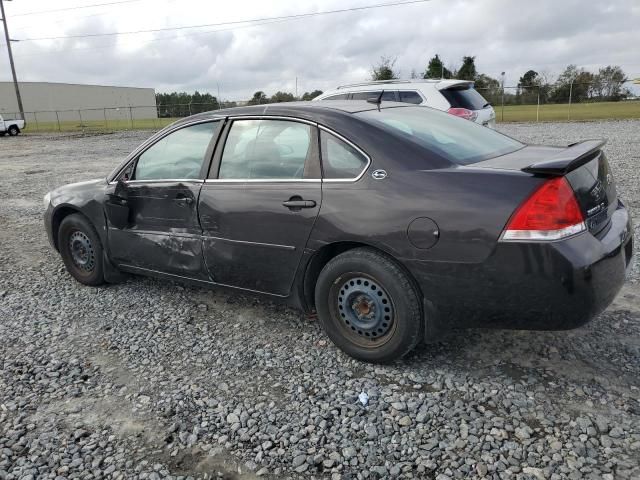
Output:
[{"xmin": 0, "ymin": 120, "xmax": 639, "ymax": 480}]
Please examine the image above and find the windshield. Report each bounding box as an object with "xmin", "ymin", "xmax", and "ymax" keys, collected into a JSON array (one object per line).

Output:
[{"xmin": 356, "ymin": 106, "xmax": 523, "ymax": 165}]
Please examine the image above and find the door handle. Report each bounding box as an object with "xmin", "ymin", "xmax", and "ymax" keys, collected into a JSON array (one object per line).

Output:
[
  {"xmin": 174, "ymin": 196, "xmax": 194, "ymax": 206},
  {"xmin": 282, "ymin": 199, "xmax": 316, "ymax": 209}
]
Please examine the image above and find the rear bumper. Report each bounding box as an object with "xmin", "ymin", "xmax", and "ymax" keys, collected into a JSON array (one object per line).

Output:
[{"xmin": 405, "ymin": 201, "xmax": 633, "ymax": 331}]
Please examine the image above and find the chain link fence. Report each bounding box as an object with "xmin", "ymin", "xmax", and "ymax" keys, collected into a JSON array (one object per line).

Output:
[
  {"xmin": 2, "ymin": 81, "xmax": 638, "ymax": 133},
  {"xmin": 477, "ymin": 79, "xmax": 639, "ymax": 122},
  {"xmin": 1, "ymin": 102, "xmax": 240, "ymax": 133}
]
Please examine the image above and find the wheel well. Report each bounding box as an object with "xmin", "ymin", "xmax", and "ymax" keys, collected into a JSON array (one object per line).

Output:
[
  {"xmin": 302, "ymin": 241, "xmax": 423, "ymax": 312},
  {"xmin": 51, "ymin": 206, "xmax": 82, "ymax": 251}
]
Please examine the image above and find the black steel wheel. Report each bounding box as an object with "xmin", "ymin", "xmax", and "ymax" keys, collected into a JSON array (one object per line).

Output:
[
  {"xmin": 8, "ymin": 126, "xmax": 19, "ymax": 136},
  {"xmin": 315, "ymin": 248, "xmax": 423, "ymax": 363},
  {"xmin": 58, "ymin": 213, "xmax": 105, "ymax": 286}
]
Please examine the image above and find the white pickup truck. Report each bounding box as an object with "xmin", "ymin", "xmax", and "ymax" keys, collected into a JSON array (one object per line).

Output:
[{"xmin": 0, "ymin": 115, "xmax": 25, "ymax": 136}]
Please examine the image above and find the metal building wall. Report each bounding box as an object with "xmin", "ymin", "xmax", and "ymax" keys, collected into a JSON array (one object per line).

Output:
[{"xmin": 0, "ymin": 82, "xmax": 157, "ymax": 122}]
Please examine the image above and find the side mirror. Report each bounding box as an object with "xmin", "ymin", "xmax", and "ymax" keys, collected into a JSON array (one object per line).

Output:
[{"xmin": 106, "ymin": 180, "xmax": 130, "ymax": 229}]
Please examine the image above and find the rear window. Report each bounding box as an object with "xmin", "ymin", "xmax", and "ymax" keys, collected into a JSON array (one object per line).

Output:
[
  {"xmin": 440, "ymin": 87, "xmax": 488, "ymax": 110},
  {"xmin": 356, "ymin": 106, "xmax": 523, "ymax": 165}
]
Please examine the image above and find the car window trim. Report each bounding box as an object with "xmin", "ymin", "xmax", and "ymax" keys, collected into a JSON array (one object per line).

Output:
[
  {"xmin": 318, "ymin": 125, "xmax": 372, "ymax": 183},
  {"xmin": 107, "ymin": 118, "xmax": 223, "ymax": 185},
  {"xmin": 207, "ymin": 115, "xmax": 321, "ymax": 183}
]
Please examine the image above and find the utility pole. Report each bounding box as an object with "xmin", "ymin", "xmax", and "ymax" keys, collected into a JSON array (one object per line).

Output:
[
  {"xmin": 0, "ymin": 0, "xmax": 25, "ymax": 121},
  {"xmin": 500, "ymin": 71, "xmax": 505, "ymax": 122}
]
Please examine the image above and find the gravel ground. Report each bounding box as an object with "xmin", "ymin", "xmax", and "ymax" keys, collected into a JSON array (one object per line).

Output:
[{"xmin": 0, "ymin": 120, "xmax": 638, "ymax": 480}]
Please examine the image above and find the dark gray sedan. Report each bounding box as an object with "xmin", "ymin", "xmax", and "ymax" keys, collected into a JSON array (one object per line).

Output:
[{"xmin": 44, "ymin": 102, "xmax": 633, "ymax": 363}]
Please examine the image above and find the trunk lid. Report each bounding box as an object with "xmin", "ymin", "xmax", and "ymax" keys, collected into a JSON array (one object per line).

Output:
[{"xmin": 473, "ymin": 141, "xmax": 617, "ymax": 235}]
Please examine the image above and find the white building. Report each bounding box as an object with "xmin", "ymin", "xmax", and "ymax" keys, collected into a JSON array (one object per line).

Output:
[{"xmin": 0, "ymin": 81, "xmax": 157, "ymax": 123}]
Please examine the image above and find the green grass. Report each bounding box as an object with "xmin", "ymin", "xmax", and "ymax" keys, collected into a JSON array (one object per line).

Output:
[
  {"xmin": 23, "ymin": 117, "xmax": 178, "ymax": 133},
  {"xmin": 21, "ymin": 100, "xmax": 640, "ymax": 133},
  {"xmin": 497, "ymin": 100, "xmax": 640, "ymax": 122}
]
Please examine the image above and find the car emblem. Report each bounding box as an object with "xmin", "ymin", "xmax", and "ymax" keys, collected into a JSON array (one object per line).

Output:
[{"xmin": 372, "ymin": 169, "xmax": 387, "ymax": 180}]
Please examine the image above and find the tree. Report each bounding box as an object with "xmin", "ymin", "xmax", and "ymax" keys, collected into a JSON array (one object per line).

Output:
[
  {"xmin": 518, "ymin": 70, "xmax": 539, "ymax": 88},
  {"xmin": 550, "ymin": 65, "xmax": 594, "ymax": 103},
  {"xmin": 594, "ymin": 66, "xmax": 628, "ymax": 101},
  {"xmin": 516, "ymin": 70, "xmax": 543, "ymax": 104},
  {"xmin": 270, "ymin": 91, "xmax": 296, "ymax": 103},
  {"xmin": 474, "ymin": 74, "xmax": 500, "ymax": 105},
  {"xmin": 155, "ymin": 91, "xmax": 219, "ymax": 117},
  {"xmin": 248, "ymin": 91, "xmax": 268, "ymax": 105},
  {"xmin": 423, "ymin": 54, "xmax": 451, "ymax": 79},
  {"xmin": 371, "ymin": 56, "xmax": 398, "ymax": 81},
  {"xmin": 301, "ymin": 90, "xmax": 323, "ymax": 101},
  {"xmin": 456, "ymin": 56, "xmax": 477, "ymax": 81}
]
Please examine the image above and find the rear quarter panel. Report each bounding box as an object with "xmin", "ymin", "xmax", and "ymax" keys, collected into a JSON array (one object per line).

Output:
[{"xmin": 310, "ymin": 166, "xmax": 544, "ymax": 265}]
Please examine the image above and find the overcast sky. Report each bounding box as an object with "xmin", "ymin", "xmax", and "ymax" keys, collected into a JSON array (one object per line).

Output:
[{"xmin": 1, "ymin": 0, "xmax": 639, "ymax": 100}]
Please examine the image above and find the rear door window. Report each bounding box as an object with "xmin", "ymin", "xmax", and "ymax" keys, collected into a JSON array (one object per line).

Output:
[
  {"xmin": 218, "ymin": 119, "xmax": 312, "ymax": 179},
  {"xmin": 398, "ymin": 91, "xmax": 423, "ymax": 104},
  {"xmin": 440, "ymin": 87, "xmax": 488, "ymax": 110},
  {"xmin": 323, "ymin": 94, "xmax": 349, "ymax": 100},
  {"xmin": 350, "ymin": 91, "xmax": 397, "ymax": 101}
]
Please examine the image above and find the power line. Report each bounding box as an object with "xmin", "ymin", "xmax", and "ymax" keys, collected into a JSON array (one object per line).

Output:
[
  {"xmin": 15, "ymin": 0, "xmax": 432, "ymax": 42},
  {"xmin": 9, "ymin": 0, "xmax": 146, "ymax": 17},
  {"xmin": 3, "ymin": 16, "xmax": 295, "ymax": 57}
]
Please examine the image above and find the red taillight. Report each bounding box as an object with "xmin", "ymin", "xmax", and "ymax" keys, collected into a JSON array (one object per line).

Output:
[
  {"xmin": 501, "ymin": 177, "xmax": 586, "ymax": 242},
  {"xmin": 447, "ymin": 107, "xmax": 478, "ymax": 122}
]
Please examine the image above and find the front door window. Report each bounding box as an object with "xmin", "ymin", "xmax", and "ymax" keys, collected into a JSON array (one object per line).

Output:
[{"xmin": 135, "ymin": 122, "xmax": 219, "ymax": 180}]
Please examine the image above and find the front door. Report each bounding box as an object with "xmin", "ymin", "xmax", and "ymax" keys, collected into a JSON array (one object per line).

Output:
[
  {"xmin": 199, "ymin": 118, "xmax": 322, "ymax": 296},
  {"xmin": 106, "ymin": 120, "xmax": 221, "ymax": 279}
]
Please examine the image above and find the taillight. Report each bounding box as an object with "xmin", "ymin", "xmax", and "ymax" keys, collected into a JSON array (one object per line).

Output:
[
  {"xmin": 500, "ymin": 177, "xmax": 586, "ymax": 242},
  {"xmin": 447, "ymin": 107, "xmax": 478, "ymax": 122}
]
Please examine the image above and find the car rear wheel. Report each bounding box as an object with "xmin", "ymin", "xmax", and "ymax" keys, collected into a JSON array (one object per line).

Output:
[
  {"xmin": 8, "ymin": 126, "xmax": 19, "ymax": 136},
  {"xmin": 315, "ymin": 248, "xmax": 423, "ymax": 363},
  {"xmin": 58, "ymin": 213, "xmax": 105, "ymax": 286}
]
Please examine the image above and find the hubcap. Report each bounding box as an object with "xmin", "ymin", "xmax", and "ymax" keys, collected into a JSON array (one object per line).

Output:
[
  {"xmin": 69, "ymin": 231, "xmax": 95, "ymax": 272},
  {"xmin": 337, "ymin": 276, "xmax": 394, "ymax": 339}
]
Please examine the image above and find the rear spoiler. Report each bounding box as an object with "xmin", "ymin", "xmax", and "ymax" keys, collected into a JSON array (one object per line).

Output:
[{"xmin": 522, "ymin": 139, "xmax": 606, "ymax": 176}]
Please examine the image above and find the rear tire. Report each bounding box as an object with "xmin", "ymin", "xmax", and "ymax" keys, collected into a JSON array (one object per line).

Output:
[
  {"xmin": 58, "ymin": 213, "xmax": 105, "ymax": 286},
  {"xmin": 315, "ymin": 248, "xmax": 423, "ymax": 363},
  {"xmin": 8, "ymin": 126, "xmax": 19, "ymax": 136}
]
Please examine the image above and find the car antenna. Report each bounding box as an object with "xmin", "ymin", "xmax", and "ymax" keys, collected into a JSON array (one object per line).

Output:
[{"xmin": 367, "ymin": 89, "xmax": 384, "ymax": 111}]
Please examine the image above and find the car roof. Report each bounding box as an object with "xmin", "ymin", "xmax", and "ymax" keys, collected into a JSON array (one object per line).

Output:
[{"xmin": 176, "ymin": 100, "xmax": 413, "ymax": 125}]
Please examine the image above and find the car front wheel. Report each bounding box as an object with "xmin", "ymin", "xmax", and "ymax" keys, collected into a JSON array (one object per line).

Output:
[
  {"xmin": 8, "ymin": 126, "xmax": 19, "ymax": 136},
  {"xmin": 58, "ymin": 213, "xmax": 105, "ymax": 286},
  {"xmin": 315, "ymin": 248, "xmax": 423, "ymax": 363}
]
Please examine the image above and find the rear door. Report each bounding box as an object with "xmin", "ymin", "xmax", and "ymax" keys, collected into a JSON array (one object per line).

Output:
[{"xmin": 199, "ymin": 117, "xmax": 322, "ymax": 296}]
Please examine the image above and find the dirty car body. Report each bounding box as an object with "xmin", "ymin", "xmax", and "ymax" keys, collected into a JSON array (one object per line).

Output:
[{"xmin": 44, "ymin": 102, "xmax": 634, "ymax": 362}]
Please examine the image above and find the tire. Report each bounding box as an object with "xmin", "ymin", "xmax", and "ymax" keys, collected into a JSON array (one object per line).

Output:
[
  {"xmin": 8, "ymin": 126, "xmax": 19, "ymax": 136},
  {"xmin": 58, "ymin": 213, "xmax": 105, "ymax": 286},
  {"xmin": 315, "ymin": 248, "xmax": 423, "ymax": 363}
]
